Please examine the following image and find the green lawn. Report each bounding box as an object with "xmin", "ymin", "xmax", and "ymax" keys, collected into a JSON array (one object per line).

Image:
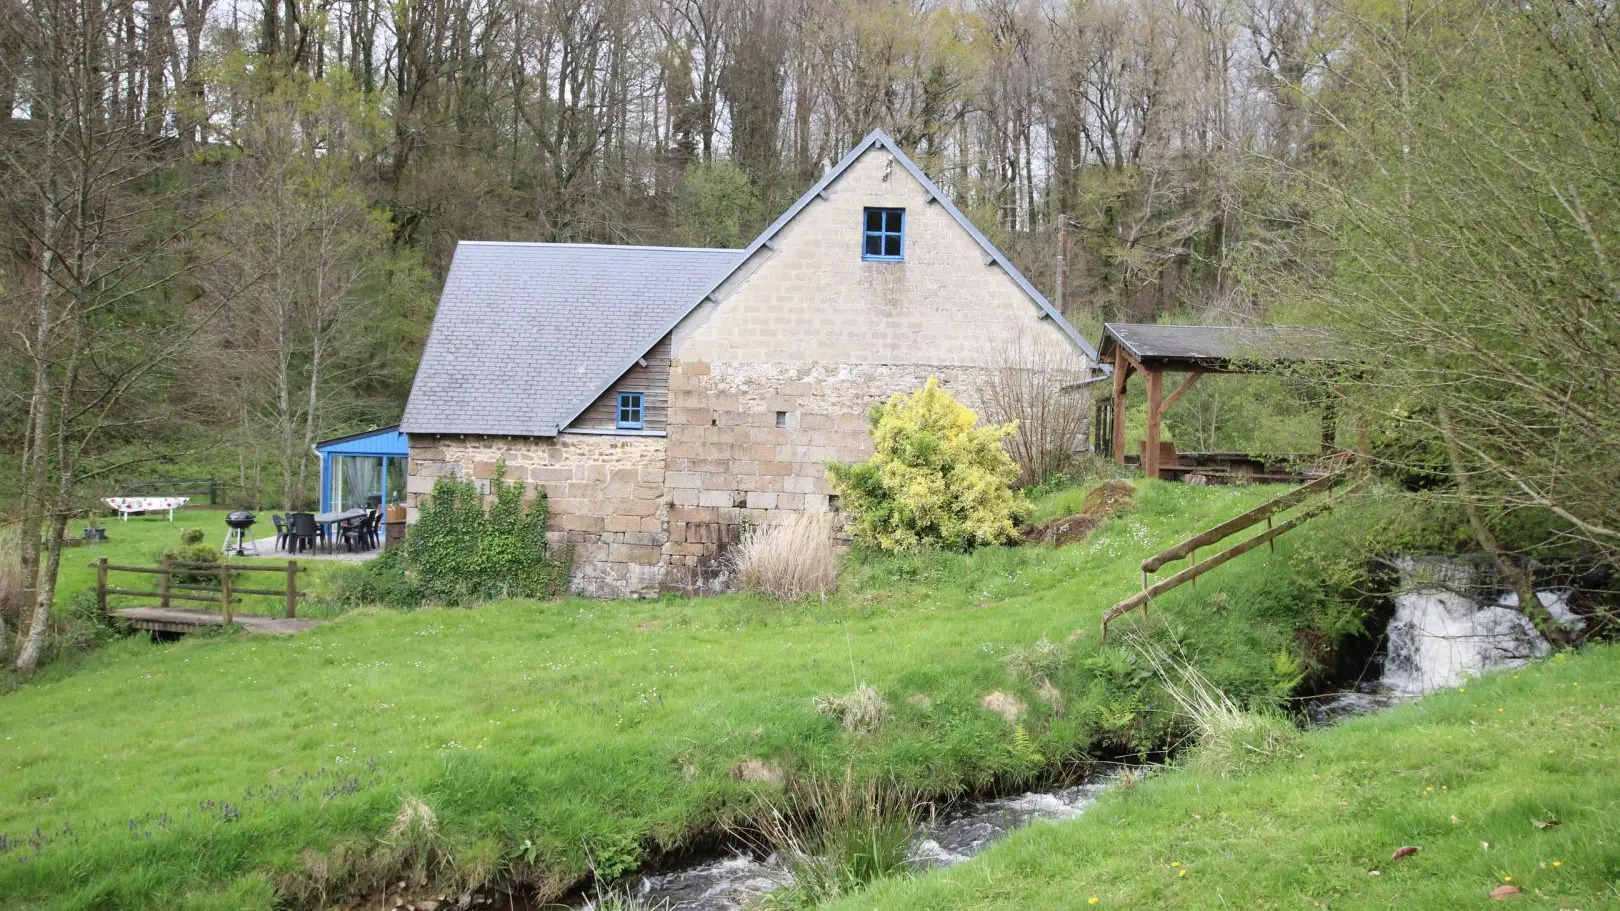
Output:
[
  {"xmin": 49, "ymin": 511, "xmax": 346, "ymax": 617},
  {"xmin": 1, "ymin": 481, "xmax": 1353, "ymax": 910},
  {"xmin": 833, "ymin": 645, "xmax": 1620, "ymax": 911}
]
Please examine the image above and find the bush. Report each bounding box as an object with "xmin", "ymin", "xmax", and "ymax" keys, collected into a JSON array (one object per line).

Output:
[
  {"xmin": 827, "ymin": 379, "xmax": 1029, "ymax": 553},
  {"xmin": 731, "ymin": 513, "xmax": 839, "ymax": 600},
  {"xmin": 178, "ymin": 527, "xmax": 205, "ymax": 546},
  {"xmin": 163, "ymin": 543, "xmax": 224, "ymax": 585},
  {"xmin": 49, "ymin": 591, "xmax": 117, "ymax": 660},
  {"xmin": 406, "ymin": 463, "xmax": 568, "ymax": 605},
  {"xmin": 321, "ymin": 547, "xmax": 417, "ymax": 611}
]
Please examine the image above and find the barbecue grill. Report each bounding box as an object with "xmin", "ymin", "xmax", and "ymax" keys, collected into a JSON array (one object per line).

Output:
[{"xmin": 223, "ymin": 510, "xmax": 258, "ymax": 556}]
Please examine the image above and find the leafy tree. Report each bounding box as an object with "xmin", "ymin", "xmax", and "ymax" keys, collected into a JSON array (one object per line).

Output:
[
  {"xmin": 1283, "ymin": 0, "xmax": 1620, "ymax": 633},
  {"xmin": 829, "ymin": 379, "xmax": 1029, "ymax": 553},
  {"xmin": 672, "ymin": 161, "xmax": 763, "ymax": 249}
]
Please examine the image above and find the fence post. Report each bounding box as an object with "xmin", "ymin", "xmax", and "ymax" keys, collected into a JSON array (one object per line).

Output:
[
  {"xmin": 160, "ymin": 555, "xmax": 172, "ymax": 609},
  {"xmin": 209, "ymin": 476, "xmax": 218, "ymax": 506},
  {"xmin": 96, "ymin": 558, "xmax": 108, "ymax": 617},
  {"xmin": 220, "ymin": 560, "xmax": 233, "ymax": 627},
  {"xmin": 285, "ymin": 560, "xmax": 298, "ymax": 618}
]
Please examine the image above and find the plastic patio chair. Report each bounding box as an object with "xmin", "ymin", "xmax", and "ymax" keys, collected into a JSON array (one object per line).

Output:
[{"xmin": 289, "ymin": 512, "xmax": 318, "ymax": 554}]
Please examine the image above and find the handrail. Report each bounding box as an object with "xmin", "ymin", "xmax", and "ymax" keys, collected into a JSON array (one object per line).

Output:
[
  {"xmin": 1100, "ymin": 474, "xmax": 1363, "ymax": 640},
  {"xmin": 1142, "ymin": 470, "xmax": 1344, "ymax": 572},
  {"xmin": 93, "ymin": 557, "xmax": 304, "ymax": 621}
]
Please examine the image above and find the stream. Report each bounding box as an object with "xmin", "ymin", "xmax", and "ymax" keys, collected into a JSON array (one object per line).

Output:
[
  {"xmin": 585, "ymin": 556, "xmax": 1585, "ymax": 911},
  {"xmin": 618, "ymin": 780, "xmax": 1116, "ymax": 911}
]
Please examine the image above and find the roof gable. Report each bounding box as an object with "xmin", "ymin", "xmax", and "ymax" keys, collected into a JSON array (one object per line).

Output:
[
  {"xmin": 553, "ymin": 131, "xmax": 1098, "ymax": 431},
  {"xmin": 402, "ymin": 242, "xmax": 740, "ymax": 437}
]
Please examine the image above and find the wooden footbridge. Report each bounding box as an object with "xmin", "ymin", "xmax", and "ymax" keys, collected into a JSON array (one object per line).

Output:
[{"xmin": 93, "ymin": 557, "xmax": 319, "ymax": 636}]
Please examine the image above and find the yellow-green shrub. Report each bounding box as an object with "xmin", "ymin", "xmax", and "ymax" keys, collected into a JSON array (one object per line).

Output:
[{"xmin": 827, "ymin": 379, "xmax": 1028, "ymax": 552}]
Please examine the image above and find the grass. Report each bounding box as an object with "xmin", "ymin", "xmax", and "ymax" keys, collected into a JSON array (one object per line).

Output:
[
  {"xmin": 0, "ymin": 481, "xmax": 1354, "ymax": 909},
  {"xmin": 830, "ymin": 645, "xmax": 1620, "ymax": 911},
  {"xmin": 46, "ymin": 512, "xmax": 347, "ymax": 617}
]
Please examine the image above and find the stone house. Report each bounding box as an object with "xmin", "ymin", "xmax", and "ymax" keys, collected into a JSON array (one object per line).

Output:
[{"xmin": 401, "ymin": 130, "xmax": 1098, "ymax": 596}]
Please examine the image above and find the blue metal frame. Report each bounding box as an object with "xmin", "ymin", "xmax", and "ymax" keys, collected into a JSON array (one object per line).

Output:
[
  {"xmin": 862, "ymin": 207, "xmax": 905, "ymax": 261},
  {"xmin": 617, "ymin": 392, "xmax": 645, "ymax": 429},
  {"xmin": 316, "ymin": 426, "xmax": 410, "ymax": 512}
]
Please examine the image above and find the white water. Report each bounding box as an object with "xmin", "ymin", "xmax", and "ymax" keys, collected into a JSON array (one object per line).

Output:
[
  {"xmin": 1381, "ymin": 557, "xmax": 1580, "ymax": 695},
  {"xmin": 617, "ymin": 781, "xmax": 1114, "ymax": 910}
]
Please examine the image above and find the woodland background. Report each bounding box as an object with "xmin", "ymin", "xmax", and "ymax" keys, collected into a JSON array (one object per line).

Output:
[
  {"xmin": 2, "ymin": 0, "xmax": 1617, "ymax": 616},
  {"xmin": 0, "ymin": 0, "xmax": 1360, "ymax": 510}
]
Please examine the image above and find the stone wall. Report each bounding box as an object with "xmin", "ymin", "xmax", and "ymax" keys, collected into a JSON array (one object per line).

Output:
[
  {"xmin": 405, "ymin": 433, "xmax": 668, "ymax": 597},
  {"xmin": 660, "ymin": 143, "xmax": 1091, "ymax": 589}
]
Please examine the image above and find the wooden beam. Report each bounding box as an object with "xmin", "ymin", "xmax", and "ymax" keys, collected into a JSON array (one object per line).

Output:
[
  {"xmin": 1144, "ymin": 368, "xmax": 1163, "ymax": 479},
  {"xmin": 1103, "ymin": 483, "xmax": 1359, "ymax": 639},
  {"xmin": 1112, "ymin": 349, "xmax": 1129, "ymax": 465},
  {"xmin": 1142, "ymin": 470, "xmax": 1346, "ymax": 572},
  {"xmin": 1160, "ymin": 371, "xmax": 1204, "ymax": 413}
]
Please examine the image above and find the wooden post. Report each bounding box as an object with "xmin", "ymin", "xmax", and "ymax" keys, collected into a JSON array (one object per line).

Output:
[
  {"xmin": 1111, "ymin": 348, "xmax": 1128, "ymax": 465},
  {"xmin": 285, "ymin": 560, "xmax": 298, "ymax": 618},
  {"xmin": 95, "ymin": 557, "xmax": 108, "ymax": 617},
  {"xmin": 1321, "ymin": 395, "xmax": 1338, "ymax": 454},
  {"xmin": 160, "ymin": 555, "xmax": 172, "ymax": 608},
  {"xmin": 1144, "ymin": 368, "xmax": 1163, "ymax": 479},
  {"xmin": 219, "ymin": 560, "xmax": 233, "ymax": 627}
]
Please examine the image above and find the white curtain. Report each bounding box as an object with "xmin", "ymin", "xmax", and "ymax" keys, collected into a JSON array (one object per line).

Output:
[{"xmin": 333, "ymin": 455, "xmax": 383, "ymax": 511}]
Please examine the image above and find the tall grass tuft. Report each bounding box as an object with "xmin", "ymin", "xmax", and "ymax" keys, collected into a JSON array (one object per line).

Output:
[
  {"xmin": 731, "ymin": 513, "xmax": 839, "ymax": 600},
  {"xmin": 1136, "ymin": 638, "xmax": 1300, "ymax": 779},
  {"xmin": 813, "ymin": 683, "xmax": 888, "ymax": 736},
  {"xmin": 749, "ymin": 771, "xmax": 920, "ymax": 908}
]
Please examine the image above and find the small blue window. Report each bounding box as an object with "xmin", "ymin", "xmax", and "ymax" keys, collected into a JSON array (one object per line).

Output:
[
  {"xmin": 862, "ymin": 207, "xmax": 905, "ymax": 261},
  {"xmin": 617, "ymin": 392, "xmax": 644, "ymax": 429}
]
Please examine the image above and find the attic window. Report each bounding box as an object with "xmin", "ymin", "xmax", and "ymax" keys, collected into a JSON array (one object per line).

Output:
[
  {"xmin": 617, "ymin": 392, "xmax": 644, "ymax": 430},
  {"xmin": 862, "ymin": 207, "xmax": 905, "ymax": 261}
]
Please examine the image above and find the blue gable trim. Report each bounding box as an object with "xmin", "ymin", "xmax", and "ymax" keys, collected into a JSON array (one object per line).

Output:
[
  {"xmin": 316, "ymin": 425, "xmax": 409, "ymax": 456},
  {"xmin": 554, "ymin": 130, "xmax": 1100, "ymax": 432}
]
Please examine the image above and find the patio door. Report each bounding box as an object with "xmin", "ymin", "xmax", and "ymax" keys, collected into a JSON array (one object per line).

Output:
[{"xmin": 332, "ymin": 455, "xmax": 384, "ymax": 511}]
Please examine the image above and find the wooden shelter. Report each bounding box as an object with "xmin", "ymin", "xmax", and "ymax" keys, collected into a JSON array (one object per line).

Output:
[{"xmin": 1098, "ymin": 323, "xmax": 1346, "ymax": 480}]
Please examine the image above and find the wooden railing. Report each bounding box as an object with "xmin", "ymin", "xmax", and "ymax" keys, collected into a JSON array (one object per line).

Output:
[
  {"xmin": 94, "ymin": 557, "xmax": 305, "ymax": 625},
  {"xmin": 114, "ymin": 476, "xmax": 222, "ymax": 505},
  {"xmin": 1100, "ymin": 468, "xmax": 1362, "ymax": 640}
]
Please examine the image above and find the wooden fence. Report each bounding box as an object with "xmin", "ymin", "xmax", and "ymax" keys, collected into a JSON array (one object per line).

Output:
[
  {"xmin": 114, "ymin": 476, "xmax": 221, "ymax": 505},
  {"xmin": 94, "ymin": 557, "xmax": 305, "ymax": 625},
  {"xmin": 1099, "ymin": 468, "xmax": 1363, "ymax": 640}
]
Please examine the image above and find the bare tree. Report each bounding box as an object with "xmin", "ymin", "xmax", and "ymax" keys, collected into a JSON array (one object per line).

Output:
[{"xmin": 977, "ymin": 327, "xmax": 1092, "ymax": 487}]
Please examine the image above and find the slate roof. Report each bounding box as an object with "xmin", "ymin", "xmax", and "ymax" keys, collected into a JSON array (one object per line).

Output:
[
  {"xmin": 401, "ymin": 242, "xmax": 741, "ymax": 437},
  {"xmin": 406, "ymin": 130, "xmax": 1098, "ymax": 439},
  {"xmin": 1098, "ymin": 323, "xmax": 1338, "ymax": 372}
]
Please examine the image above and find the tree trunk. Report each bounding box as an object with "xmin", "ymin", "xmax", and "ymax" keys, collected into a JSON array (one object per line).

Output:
[{"xmin": 1438, "ymin": 404, "xmax": 1568, "ymax": 645}]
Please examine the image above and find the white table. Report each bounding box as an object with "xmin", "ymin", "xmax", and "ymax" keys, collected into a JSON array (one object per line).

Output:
[{"xmin": 103, "ymin": 496, "xmax": 190, "ymax": 520}]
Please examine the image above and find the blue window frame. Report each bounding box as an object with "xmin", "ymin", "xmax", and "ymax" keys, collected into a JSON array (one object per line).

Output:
[
  {"xmin": 862, "ymin": 207, "xmax": 905, "ymax": 261},
  {"xmin": 617, "ymin": 392, "xmax": 645, "ymax": 430}
]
